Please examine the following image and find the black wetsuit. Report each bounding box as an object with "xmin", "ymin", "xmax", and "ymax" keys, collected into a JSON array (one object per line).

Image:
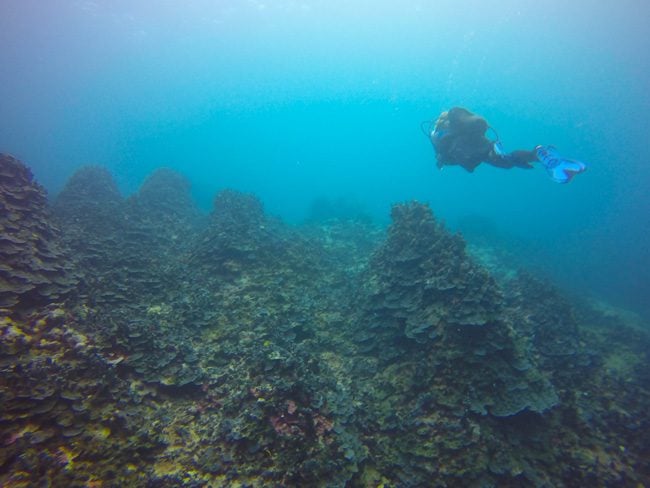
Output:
[{"xmin": 432, "ymin": 107, "xmax": 536, "ymax": 172}]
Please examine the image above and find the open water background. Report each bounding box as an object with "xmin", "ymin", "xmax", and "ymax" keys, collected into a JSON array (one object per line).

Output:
[{"xmin": 1, "ymin": 0, "xmax": 648, "ymax": 316}]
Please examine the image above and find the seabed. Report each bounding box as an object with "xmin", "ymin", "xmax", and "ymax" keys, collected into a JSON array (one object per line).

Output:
[{"xmin": 1, "ymin": 154, "xmax": 649, "ymax": 487}]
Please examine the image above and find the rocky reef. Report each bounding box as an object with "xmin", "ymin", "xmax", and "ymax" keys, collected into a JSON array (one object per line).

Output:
[
  {"xmin": 1, "ymin": 154, "xmax": 649, "ymax": 487},
  {"xmin": 0, "ymin": 155, "xmax": 77, "ymax": 314},
  {"xmin": 356, "ymin": 201, "xmax": 559, "ymax": 414}
]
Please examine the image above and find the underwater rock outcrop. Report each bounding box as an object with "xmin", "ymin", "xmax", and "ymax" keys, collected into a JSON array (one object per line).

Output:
[
  {"xmin": 0, "ymin": 154, "xmax": 77, "ymax": 314},
  {"xmin": 125, "ymin": 167, "xmax": 202, "ymax": 254},
  {"xmin": 53, "ymin": 165, "xmax": 128, "ymax": 305},
  {"xmin": 50, "ymin": 165, "xmax": 207, "ymax": 395},
  {"xmin": 0, "ymin": 306, "xmax": 162, "ymax": 486},
  {"xmin": 52, "ymin": 165, "xmax": 123, "ymax": 233},
  {"xmin": 116, "ymin": 168, "xmax": 201, "ymax": 299},
  {"xmin": 190, "ymin": 189, "xmax": 280, "ymax": 277},
  {"xmin": 363, "ymin": 201, "xmax": 502, "ymax": 339},
  {"xmin": 175, "ymin": 189, "xmax": 367, "ymax": 485},
  {"xmin": 358, "ymin": 201, "xmax": 558, "ymax": 417},
  {"xmin": 54, "ymin": 166, "xmax": 206, "ymax": 389},
  {"xmin": 131, "ymin": 167, "xmax": 197, "ymax": 222},
  {"xmin": 509, "ymin": 271, "xmax": 580, "ymax": 358},
  {"xmin": 2, "ymin": 159, "xmax": 649, "ymax": 487},
  {"xmin": 53, "ymin": 166, "xmax": 200, "ymax": 307}
]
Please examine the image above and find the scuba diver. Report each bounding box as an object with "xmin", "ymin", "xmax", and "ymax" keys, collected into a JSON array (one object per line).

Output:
[{"xmin": 423, "ymin": 107, "xmax": 587, "ymax": 183}]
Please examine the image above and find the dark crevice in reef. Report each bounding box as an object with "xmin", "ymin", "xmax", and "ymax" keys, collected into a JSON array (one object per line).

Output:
[{"xmin": 1, "ymin": 153, "xmax": 649, "ymax": 487}]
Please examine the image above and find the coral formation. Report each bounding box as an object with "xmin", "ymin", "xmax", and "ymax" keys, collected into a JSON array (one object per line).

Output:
[
  {"xmin": 191, "ymin": 189, "xmax": 278, "ymax": 275},
  {"xmin": 0, "ymin": 154, "xmax": 77, "ymax": 314},
  {"xmin": 0, "ymin": 307, "xmax": 161, "ymax": 486},
  {"xmin": 357, "ymin": 202, "xmax": 558, "ymax": 417},
  {"xmin": 1, "ymin": 156, "xmax": 649, "ymax": 487},
  {"xmin": 52, "ymin": 165, "xmax": 129, "ymax": 305},
  {"xmin": 53, "ymin": 165, "xmax": 200, "ymax": 306}
]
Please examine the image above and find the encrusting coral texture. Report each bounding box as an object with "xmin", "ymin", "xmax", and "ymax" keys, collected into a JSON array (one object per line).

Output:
[
  {"xmin": 0, "ymin": 154, "xmax": 77, "ymax": 313},
  {"xmin": 1, "ymin": 153, "xmax": 649, "ymax": 487}
]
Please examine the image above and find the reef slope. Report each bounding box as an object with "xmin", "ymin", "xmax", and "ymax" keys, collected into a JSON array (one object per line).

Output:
[{"xmin": 1, "ymin": 155, "xmax": 649, "ymax": 487}]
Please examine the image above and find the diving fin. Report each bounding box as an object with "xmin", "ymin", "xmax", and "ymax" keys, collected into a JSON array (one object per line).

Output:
[{"xmin": 535, "ymin": 145, "xmax": 587, "ymax": 184}]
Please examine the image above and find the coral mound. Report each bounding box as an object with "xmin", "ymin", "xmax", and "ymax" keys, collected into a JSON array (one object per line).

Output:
[
  {"xmin": 1, "ymin": 158, "xmax": 649, "ymax": 487},
  {"xmin": 0, "ymin": 154, "xmax": 77, "ymax": 313}
]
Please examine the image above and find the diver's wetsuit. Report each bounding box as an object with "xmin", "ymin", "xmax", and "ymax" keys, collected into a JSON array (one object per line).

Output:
[{"xmin": 431, "ymin": 107, "xmax": 536, "ymax": 172}]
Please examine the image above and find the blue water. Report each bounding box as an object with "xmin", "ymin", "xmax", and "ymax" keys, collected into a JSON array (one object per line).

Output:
[{"xmin": 1, "ymin": 0, "xmax": 649, "ymax": 316}]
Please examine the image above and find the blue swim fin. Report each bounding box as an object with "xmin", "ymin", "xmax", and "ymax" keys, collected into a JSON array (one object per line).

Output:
[{"xmin": 535, "ymin": 145, "xmax": 587, "ymax": 184}]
